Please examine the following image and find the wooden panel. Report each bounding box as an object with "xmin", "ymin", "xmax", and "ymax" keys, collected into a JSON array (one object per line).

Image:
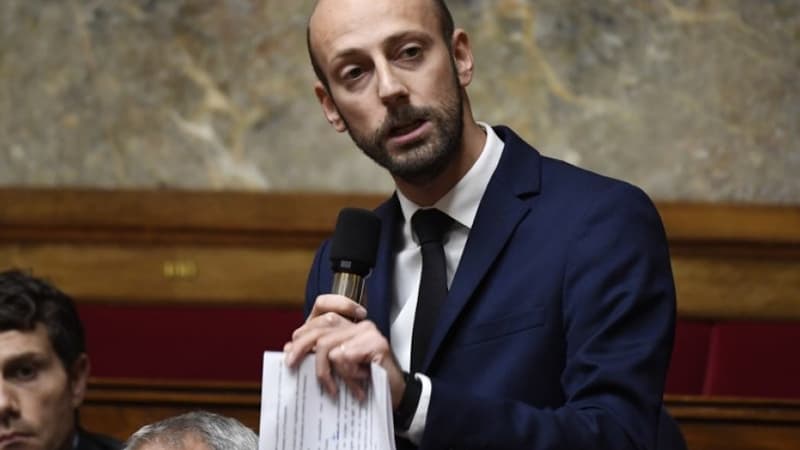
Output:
[
  {"xmin": 0, "ymin": 243, "xmax": 312, "ymax": 305},
  {"xmin": 667, "ymin": 396, "xmax": 800, "ymax": 422},
  {"xmin": 673, "ymin": 255, "xmax": 800, "ymax": 320},
  {"xmin": 660, "ymin": 202, "xmax": 800, "ymax": 320},
  {"xmin": 668, "ymin": 395, "xmax": 800, "ymax": 450},
  {"xmin": 81, "ymin": 405, "xmax": 259, "ymax": 442},
  {"xmin": 3, "ymin": 240, "xmax": 798, "ymax": 313},
  {"xmin": 0, "ymin": 188, "xmax": 383, "ymax": 243},
  {"xmin": 660, "ymin": 203, "xmax": 800, "ymax": 245},
  {"xmin": 80, "ymin": 379, "xmax": 800, "ymax": 449},
  {"xmin": 2, "ymin": 189, "xmax": 798, "ymax": 244},
  {"xmin": 82, "ymin": 379, "xmax": 260, "ymax": 439},
  {"xmin": 679, "ymin": 424, "xmax": 800, "ymax": 450},
  {"xmin": 1, "ymin": 188, "xmax": 799, "ymax": 318}
]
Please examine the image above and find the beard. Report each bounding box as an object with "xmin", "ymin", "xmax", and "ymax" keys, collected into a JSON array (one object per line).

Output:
[{"xmin": 342, "ymin": 77, "xmax": 464, "ymax": 185}]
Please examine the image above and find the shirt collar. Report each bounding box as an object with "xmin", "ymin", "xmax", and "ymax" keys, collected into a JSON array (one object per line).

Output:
[{"xmin": 397, "ymin": 122, "xmax": 504, "ymax": 229}]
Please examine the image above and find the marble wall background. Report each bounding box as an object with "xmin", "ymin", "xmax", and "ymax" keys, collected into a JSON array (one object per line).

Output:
[{"xmin": 0, "ymin": 0, "xmax": 798, "ymax": 203}]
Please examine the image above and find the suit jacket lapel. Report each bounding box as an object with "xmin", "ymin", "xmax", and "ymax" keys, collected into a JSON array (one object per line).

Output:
[
  {"xmin": 421, "ymin": 126, "xmax": 542, "ymax": 371},
  {"xmin": 366, "ymin": 194, "xmax": 401, "ymax": 338}
]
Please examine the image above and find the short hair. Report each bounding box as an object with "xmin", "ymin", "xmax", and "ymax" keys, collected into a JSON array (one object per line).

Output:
[
  {"xmin": 307, "ymin": 0, "xmax": 456, "ymax": 89},
  {"xmin": 123, "ymin": 411, "xmax": 258, "ymax": 450},
  {"xmin": 0, "ymin": 269, "xmax": 85, "ymax": 370}
]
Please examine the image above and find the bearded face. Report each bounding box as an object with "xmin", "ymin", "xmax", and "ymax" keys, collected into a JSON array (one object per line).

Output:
[
  {"xmin": 343, "ymin": 78, "xmax": 464, "ymax": 185},
  {"xmin": 309, "ymin": 0, "xmax": 470, "ymax": 186}
]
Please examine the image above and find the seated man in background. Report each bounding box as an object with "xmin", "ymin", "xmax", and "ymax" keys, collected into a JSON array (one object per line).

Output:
[
  {"xmin": 0, "ymin": 269, "xmax": 121, "ymax": 450},
  {"xmin": 122, "ymin": 411, "xmax": 257, "ymax": 450}
]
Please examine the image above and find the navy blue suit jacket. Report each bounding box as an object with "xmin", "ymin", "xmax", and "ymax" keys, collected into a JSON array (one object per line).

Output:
[
  {"xmin": 76, "ymin": 428, "xmax": 122, "ymax": 450},
  {"xmin": 304, "ymin": 126, "xmax": 677, "ymax": 449}
]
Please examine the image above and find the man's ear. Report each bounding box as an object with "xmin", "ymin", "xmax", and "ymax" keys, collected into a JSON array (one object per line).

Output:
[
  {"xmin": 68, "ymin": 353, "xmax": 90, "ymax": 408},
  {"xmin": 451, "ymin": 28, "xmax": 474, "ymax": 88},
  {"xmin": 314, "ymin": 82, "xmax": 347, "ymax": 132}
]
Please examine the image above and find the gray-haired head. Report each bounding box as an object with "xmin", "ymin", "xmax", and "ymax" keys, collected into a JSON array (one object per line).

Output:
[{"xmin": 123, "ymin": 411, "xmax": 257, "ymax": 450}]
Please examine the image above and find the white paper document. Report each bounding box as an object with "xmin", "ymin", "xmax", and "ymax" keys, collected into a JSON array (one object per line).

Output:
[{"xmin": 259, "ymin": 351, "xmax": 396, "ymax": 450}]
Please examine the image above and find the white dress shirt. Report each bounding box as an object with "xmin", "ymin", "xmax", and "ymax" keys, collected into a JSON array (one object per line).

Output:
[{"xmin": 391, "ymin": 122, "xmax": 504, "ymax": 444}]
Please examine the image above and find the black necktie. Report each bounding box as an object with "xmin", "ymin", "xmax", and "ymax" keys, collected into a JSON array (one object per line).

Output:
[{"xmin": 410, "ymin": 208, "xmax": 454, "ymax": 372}]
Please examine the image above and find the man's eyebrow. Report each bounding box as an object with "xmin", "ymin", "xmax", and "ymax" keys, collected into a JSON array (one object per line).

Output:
[
  {"xmin": 330, "ymin": 31, "xmax": 433, "ymax": 65},
  {"xmin": 2, "ymin": 351, "xmax": 48, "ymax": 368},
  {"xmin": 330, "ymin": 48, "xmax": 365, "ymax": 67},
  {"xmin": 382, "ymin": 30, "xmax": 432, "ymax": 50}
]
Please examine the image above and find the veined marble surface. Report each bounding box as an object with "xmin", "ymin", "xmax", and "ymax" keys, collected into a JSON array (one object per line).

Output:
[{"xmin": 0, "ymin": 0, "xmax": 798, "ymax": 203}]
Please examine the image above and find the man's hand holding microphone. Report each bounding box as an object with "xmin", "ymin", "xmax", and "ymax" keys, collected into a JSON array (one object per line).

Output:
[{"xmin": 284, "ymin": 208, "xmax": 407, "ymax": 408}]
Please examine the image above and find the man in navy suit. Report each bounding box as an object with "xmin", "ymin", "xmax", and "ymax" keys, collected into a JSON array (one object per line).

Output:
[{"xmin": 286, "ymin": 0, "xmax": 684, "ymax": 448}]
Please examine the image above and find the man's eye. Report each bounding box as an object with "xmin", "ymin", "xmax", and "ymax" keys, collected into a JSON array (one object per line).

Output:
[
  {"xmin": 342, "ymin": 67, "xmax": 364, "ymax": 81},
  {"xmin": 399, "ymin": 46, "xmax": 421, "ymax": 59},
  {"xmin": 10, "ymin": 364, "xmax": 38, "ymax": 381}
]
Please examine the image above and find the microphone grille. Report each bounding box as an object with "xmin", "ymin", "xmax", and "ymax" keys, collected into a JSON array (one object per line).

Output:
[{"xmin": 330, "ymin": 208, "xmax": 381, "ymax": 276}]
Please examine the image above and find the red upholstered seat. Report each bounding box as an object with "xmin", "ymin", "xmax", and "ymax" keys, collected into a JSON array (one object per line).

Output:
[
  {"xmin": 703, "ymin": 322, "xmax": 800, "ymax": 399},
  {"xmin": 78, "ymin": 307, "xmax": 800, "ymax": 400},
  {"xmin": 79, "ymin": 304, "xmax": 303, "ymax": 381},
  {"xmin": 665, "ymin": 320, "xmax": 713, "ymax": 395}
]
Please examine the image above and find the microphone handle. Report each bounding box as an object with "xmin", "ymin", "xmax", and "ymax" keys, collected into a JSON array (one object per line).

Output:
[{"xmin": 332, "ymin": 272, "xmax": 367, "ymax": 307}]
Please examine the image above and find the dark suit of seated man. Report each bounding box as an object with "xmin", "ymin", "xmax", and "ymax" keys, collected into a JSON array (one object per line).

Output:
[{"xmin": 0, "ymin": 269, "xmax": 122, "ymax": 450}]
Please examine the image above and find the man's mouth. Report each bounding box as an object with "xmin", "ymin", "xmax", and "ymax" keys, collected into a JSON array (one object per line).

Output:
[
  {"xmin": 389, "ymin": 120, "xmax": 426, "ymax": 138},
  {"xmin": 0, "ymin": 432, "xmax": 33, "ymax": 446},
  {"xmin": 385, "ymin": 119, "xmax": 431, "ymax": 147}
]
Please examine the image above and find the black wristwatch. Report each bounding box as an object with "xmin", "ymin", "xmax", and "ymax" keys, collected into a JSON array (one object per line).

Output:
[{"xmin": 393, "ymin": 371, "xmax": 422, "ymax": 432}]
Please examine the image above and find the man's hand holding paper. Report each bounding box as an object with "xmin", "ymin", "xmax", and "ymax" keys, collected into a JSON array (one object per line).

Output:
[
  {"xmin": 259, "ymin": 350, "xmax": 396, "ymax": 450},
  {"xmin": 284, "ymin": 293, "xmax": 407, "ymax": 410}
]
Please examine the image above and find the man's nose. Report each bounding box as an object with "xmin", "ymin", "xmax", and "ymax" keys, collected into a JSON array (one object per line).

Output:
[
  {"xmin": 0, "ymin": 383, "xmax": 19, "ymax": 420},
  {"xmin": 375, "ymin": 62, "xmax": 409, "ymax": 105}
]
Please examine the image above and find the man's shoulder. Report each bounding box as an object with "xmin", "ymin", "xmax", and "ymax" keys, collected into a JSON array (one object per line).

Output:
[
  {"xmin": 77, "ymin": 429, "xmax": 124, "ymax": 450},
  {"xmin": 491, "ymin": 124, "xmax": 659, "ymax": 226},
  {"xmin": 494, "ymin": 124, "xmax": 645, "ymax": 197}
]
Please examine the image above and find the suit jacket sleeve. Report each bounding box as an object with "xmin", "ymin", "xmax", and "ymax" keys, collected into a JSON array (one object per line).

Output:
[
  {"xmin": 77, "ymin": 429, "xmax": 123, "ymax": 450},
  {"xmin": 421, "ymin": 183, "xmax": 675, "ymax": 450}
]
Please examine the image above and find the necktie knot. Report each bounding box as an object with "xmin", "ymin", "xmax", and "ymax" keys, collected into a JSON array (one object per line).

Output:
[{"xmin": 412, "ymin": 209, "xmax": 453, "ymax": 245}]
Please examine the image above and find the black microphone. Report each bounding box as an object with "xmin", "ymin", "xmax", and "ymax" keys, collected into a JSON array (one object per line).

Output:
[{"xmin": 330, "ymin": 208, "xmax": 381, "ymax": 308}]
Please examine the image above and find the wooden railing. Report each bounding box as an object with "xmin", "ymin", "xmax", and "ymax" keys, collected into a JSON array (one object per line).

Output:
[
  {"xmin": 667, "ymin": 396, "xmax": 800, "ymax": 450},
  {"xmin": 82, "ymin": 378, "xmax": 261, "ymax": 439},
  {"xmin": 1, "ymin": 188, "xmax": 799, "ymax": 318},
  {"xmin": 82, "ymin": 378, "xmax": 800, "ymax": 450}
]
